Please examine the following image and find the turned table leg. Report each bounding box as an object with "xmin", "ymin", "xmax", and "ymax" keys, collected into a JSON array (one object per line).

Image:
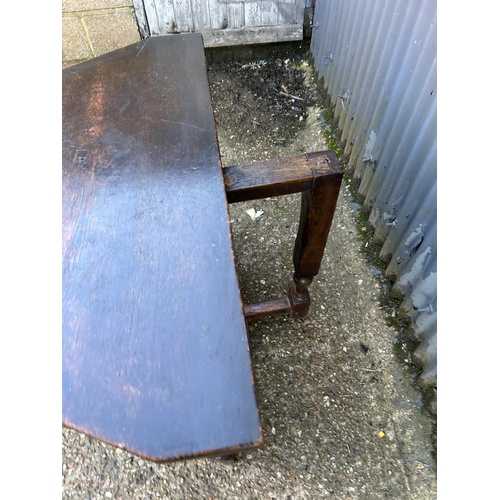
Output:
[{"xmin": 288, "ymin": 171, "xmax": 342, "ymax": 319}]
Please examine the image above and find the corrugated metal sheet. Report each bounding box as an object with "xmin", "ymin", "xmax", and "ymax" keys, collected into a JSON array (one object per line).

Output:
[
  {"xmin": 134, "ymin": 0, "xmax": 311, "ymax": 46},
  {"xmin": 311, "ymin": 0, "xmax": 437, "ymax": 397}
]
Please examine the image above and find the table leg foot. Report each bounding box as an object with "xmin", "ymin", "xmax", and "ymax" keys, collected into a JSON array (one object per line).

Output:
[{"xmin": 288, "ymin": 276, "xmax": 313, "ymax": 319}]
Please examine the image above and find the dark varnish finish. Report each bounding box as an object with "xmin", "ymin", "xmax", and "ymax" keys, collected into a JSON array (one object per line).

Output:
[
  {"xmin": 224, "ymin": 151, "xmax": 343, "ymax": 319},
  {"xmin": 223, "ymin": 151, "xmax": 340, "ymax": 203},
  {"xmin": 62, "ymin": 34, "xmax": 263, "ymax": 462},
  {"xmin": 243, "ymin": 297, "xmax": 291, "ymax": 320}
]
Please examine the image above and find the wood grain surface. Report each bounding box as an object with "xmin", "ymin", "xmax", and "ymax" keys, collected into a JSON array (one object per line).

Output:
[
  {"xmin": 224, "ymin": 151, "xmax": 342, "ymax": 203},
  {"xmin": 62, "ymin": 34, "xmax": 262, "ymax": 462}
]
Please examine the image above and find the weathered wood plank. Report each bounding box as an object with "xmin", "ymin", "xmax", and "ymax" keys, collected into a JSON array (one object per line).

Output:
[
  {"xmin": 62, "ymin": 34, "xmax": 263, "ymax": 462},
  {"xmin": 152, "ymin": 0, "xmax": 175, "ymax": 33},
  {"xmin": 206, "ymin": 0, "xmax": 228, "ymax": 30},
  {"xmin": 140, "ymin": 0, "xmax": 306, "ymax": 45},
  {"xmin": 227, "ymin": 1, "xmax": 245, "ymax": 29},
  {"xmin": 191, "ymin": 0, "xmax": 211, "ymax": 30},
  {"xmin": 132, "ymin": 0, "xmax": 151, "ymax": 38},
  {"xmin": 262, "ymin": 0, "xmax": 278, "ymax": 26},
  {"xmin": 296, "ymin": 0, "xmax": 307, "ymax": 20},
  {"xmin": 199, "ymin": 24, "xmax": 303, "ymax": 47},
  {"xmin": 295, "ymin": 0, "xmax": 307, "ymax": 30},
  {"xmin": 172, "ymin": 0, "xmax": 193, "ymax": 32},
  {"xmin": 278, "ymin": 0, "xmax": 299, "ymax": 25},
  {"xmin": 244, "ymin": 0, "xmax": 262, "ymax": 27}
]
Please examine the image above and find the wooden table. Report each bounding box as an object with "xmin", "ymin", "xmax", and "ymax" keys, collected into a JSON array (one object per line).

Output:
[
  {"xmin": 62, "ymin": 34, "xmax": 263, "ymax": 462},
  {"xmin": 62, "ymin": 33, "xmax": 343, "ymax": 463}
]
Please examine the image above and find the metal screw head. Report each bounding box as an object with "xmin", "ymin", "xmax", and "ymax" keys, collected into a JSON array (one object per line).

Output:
[{"xmin": 322, "ymin": 52, "xmax": 333, "ymax": 66}]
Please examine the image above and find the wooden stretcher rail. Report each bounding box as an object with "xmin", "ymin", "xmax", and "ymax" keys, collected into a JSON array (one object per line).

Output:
[{"xmin": 243, "ymin": 297, "xmax": 291, "ymax": 320}]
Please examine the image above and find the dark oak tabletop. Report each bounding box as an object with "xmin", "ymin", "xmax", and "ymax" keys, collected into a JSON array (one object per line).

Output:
[{"xmin": 62, "ymin": 34, "xmax": 262, "ymax": 461}]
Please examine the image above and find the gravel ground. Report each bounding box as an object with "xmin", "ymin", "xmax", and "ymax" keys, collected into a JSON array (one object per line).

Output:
[{"xmin": 62, "ymin": 43, "xmax": 437, "ymax": 499}]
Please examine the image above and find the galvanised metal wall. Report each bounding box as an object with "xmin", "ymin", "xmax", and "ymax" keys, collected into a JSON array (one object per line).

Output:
[{"xmin": 311, "ymin": 0, "xmax": 437, "ymax": 397}]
